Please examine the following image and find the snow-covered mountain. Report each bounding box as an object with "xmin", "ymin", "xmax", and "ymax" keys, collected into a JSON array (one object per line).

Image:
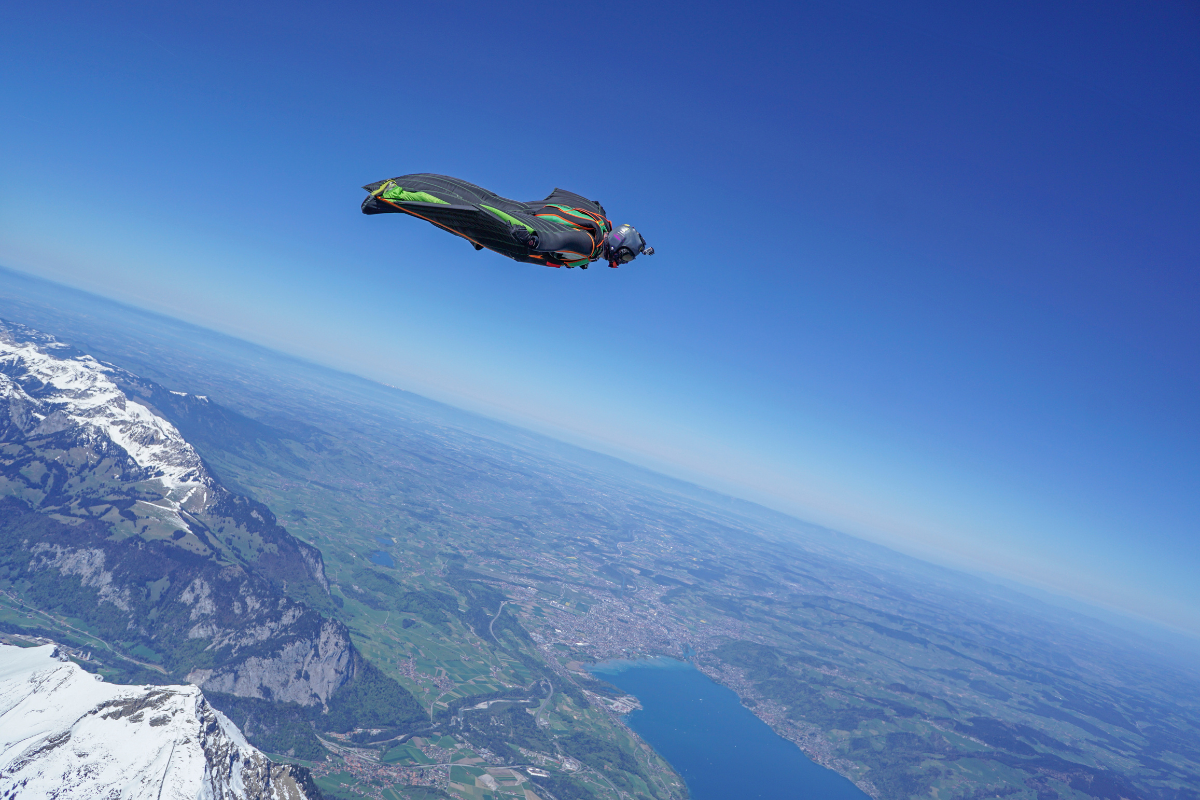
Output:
[
  {"xmin": 0, "ymin": 322, "xmax": 213, "ymax": 532},
  {"xmin": 0, "ymin": 319, "xmax": 328, "ymax": 595},
  {"xmin": 0, "ymin": 643, "xmax": 321, "ymax": 799},
  {"xmin": 0, "ymin": 320, "xmax": 358, "ymax": 710}
]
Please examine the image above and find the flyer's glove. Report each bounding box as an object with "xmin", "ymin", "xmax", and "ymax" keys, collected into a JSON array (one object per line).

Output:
[{"xmin": 511, "ymin": 227, "xmax": 540, "ymax": 250}]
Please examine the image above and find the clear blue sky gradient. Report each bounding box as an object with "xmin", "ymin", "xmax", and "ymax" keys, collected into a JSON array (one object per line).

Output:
[{"xmin": 2, "ymin": 2, "xmax": 1197, "ymax": 634}]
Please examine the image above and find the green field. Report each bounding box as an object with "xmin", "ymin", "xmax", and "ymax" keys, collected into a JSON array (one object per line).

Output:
[{"xmin": 384, "ymin": 744, "xmax": 435, "ymax": 765}]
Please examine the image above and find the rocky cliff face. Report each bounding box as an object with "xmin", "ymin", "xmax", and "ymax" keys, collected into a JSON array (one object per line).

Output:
[
  {"xmin": 0, "ymin": 643, "xmax": 322, "ymax": 800},
  {"xmin": 0, "ymin": 320, "xmax": 355, "ymax": 706},
  {"xmin": 186, "ymin": 617, "xmax": 357, "ymax": 705}
]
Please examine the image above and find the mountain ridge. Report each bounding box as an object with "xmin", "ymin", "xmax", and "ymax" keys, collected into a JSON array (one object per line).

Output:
[{"xmin": 0, "ymin": 320, "xmax": 361, "ymax": 709}]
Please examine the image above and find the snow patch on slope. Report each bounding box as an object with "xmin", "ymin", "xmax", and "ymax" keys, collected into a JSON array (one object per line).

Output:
[
  {"xmin": 0, "ymin": 643, "xmax": 318, "ymax": 799},
  {"xmin": 0, "ymin": 323, "xmax": 211, "ymax": 524}
]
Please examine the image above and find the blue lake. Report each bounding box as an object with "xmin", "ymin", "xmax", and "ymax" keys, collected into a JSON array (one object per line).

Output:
[
  {"xmin": 369, "ymin": 550, "xmax": 394, "ymax": 567},
  {"xmin": 590, "ymin": 658, "xmax": 869, "ymax": 800}
]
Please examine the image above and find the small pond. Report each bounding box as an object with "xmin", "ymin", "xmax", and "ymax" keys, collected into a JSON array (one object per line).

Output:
[{"xmin": 369, "ymin": 550, "xmax": 394, "ymax": 567}]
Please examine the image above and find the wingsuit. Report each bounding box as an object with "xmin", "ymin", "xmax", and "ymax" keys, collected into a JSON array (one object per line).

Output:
[{"xmin": 361, "ymin": 174, "xmax": 652, "ymax": 269}]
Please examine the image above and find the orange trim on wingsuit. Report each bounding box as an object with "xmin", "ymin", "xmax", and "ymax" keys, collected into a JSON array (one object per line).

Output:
[
  {"xmin": 380, "ymin": 197, "xmax": 573, "ymax": 268},
  {"xmin": 534, "ymin": 215, "xmax": 600, "ymax": 257},
  {"xmin": 572, "ymin": 208, "xmax": 610, "ymax": 258},
  {"xmin": 570, "ymin": 207, "xmax": 610, "ymax": 235},
  {"xmin": 535, "ymin": 206, "xmax": 611, "ymax": 259},
  {"xmin": 535, "ymin": 213, "xmax": 578, "ymax": 226},
  {"xmin": 575, "ymin": 207, "xmax": 608, "ymax": 227},
  {"xmin": 378, "ymin": 197, "xmax": 491, "ymax": 251}
]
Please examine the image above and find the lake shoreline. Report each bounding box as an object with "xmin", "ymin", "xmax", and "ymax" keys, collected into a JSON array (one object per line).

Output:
[
  {"xmin": 689, "ymin": 657, "xmax": 881, "ymax": 798},
  {"xmin": 589, "ymin": 656, "xmax": 874, "ymax": 800}
]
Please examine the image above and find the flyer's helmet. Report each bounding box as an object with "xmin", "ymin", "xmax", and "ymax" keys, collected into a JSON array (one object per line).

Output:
[{"xmin": 607, "ymin": 224, "xmax": 654, "ymax": 265}]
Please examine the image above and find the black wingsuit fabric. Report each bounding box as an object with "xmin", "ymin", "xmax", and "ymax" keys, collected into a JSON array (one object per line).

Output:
[{"xmin": 361, "ymin": 173, "xmax": 609, "ymax": 266}]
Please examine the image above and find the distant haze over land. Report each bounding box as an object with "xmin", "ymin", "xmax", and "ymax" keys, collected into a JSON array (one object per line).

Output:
[
  {"xmin": 0, "ymin": 266, "xmax": 1194, "ymax": 647},
  {"xmin": 1, "ymin": 275, "xmax": 1198, "ymax": 799}
]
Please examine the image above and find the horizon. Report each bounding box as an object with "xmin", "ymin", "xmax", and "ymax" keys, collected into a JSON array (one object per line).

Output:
[
  {"xmin": 2, "ymin": 1, "xmax": 1196, "ymax": 638},
  {"xmin": 1, "ymin": 263, "xmax": 1197, "ymax": 655}
]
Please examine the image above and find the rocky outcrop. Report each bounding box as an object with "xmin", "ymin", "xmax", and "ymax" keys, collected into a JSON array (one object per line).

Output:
[
  {"xmin": 29, "ymin": 542, "xmax": 134, "ymax": 611},
  {"xmin": 1, "ymin": 498, "xmax": 352, "ymax": 706},
  {"xmin": 188, "ymin": 618, "xmax": 358, "ymax": 705},
  {"xmin": 0, "ymin": 643, "xmax": 322, "ymax": 800}
]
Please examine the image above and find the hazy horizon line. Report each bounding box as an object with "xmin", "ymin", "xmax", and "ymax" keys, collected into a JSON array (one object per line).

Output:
[{"xmin": 2, "ymin": 261, "xmax": 1198, "ymax": 652}]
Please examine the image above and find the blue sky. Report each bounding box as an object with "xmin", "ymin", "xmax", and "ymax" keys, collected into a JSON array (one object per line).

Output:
[{"xmin": 2, "ymin": 1, "xmax": 1197, "ymax": 635}]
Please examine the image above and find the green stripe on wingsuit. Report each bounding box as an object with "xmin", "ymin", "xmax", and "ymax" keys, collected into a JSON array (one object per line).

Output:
[
  {"xmin": 548, "ymin": 204, "xmax": 596, "ymax": 221},
  {"xmin": 380, "ymin": 185, "xmax": 450, "ymax": 204},
  {"xmin": 547, "ymin": 204, "xmax": 609, "ymax": 234},
  {"xmin": 480, "ymin": 204, "xmax": 533, "ymax": 231},
  {"xmin": 535, "ymin": 213, "xmax": 581, "ymax": 228}
]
